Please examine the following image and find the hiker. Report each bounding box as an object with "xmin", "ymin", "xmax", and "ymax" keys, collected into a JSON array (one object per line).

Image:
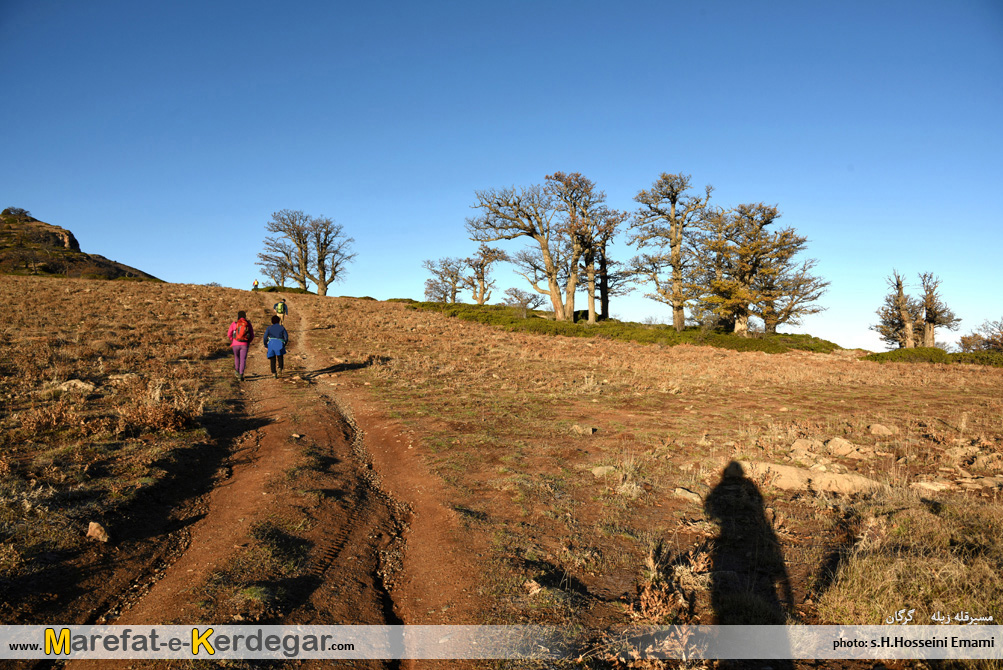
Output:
[
  {"xmin": 263, "ymin": 315, "xmax": 289, "ymax": 378},
  {"xmin": 252, "ymin": 279, "xmax": 259, "ymax": 291},
  {"xmin": 273, "ymin": 298, "xmax": 288, "ymax": 324},
  {"xmin": 227, "ymin": 310, "xmax": 254, "ymax": 381}
]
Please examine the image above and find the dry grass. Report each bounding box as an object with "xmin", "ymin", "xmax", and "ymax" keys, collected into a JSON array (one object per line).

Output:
[
  {"xmin": 0, "ymin": 276, "xmax": 248, "ymax": 594},
  {"xmin": 299, "ymin": 296, "xmax": 1003, "ymax": 640},
  {"xmin": 5, "ymin": 277, "xmax": 1003, "ymax": 667}
]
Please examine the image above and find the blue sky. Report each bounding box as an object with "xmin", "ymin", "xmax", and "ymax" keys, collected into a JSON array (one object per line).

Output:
[{"xmin": 3, "ymin": 0, "xmax": 1000, "ymax": 349}]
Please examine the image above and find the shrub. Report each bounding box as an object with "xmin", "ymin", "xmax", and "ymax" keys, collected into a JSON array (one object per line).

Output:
[
  {"xmin": 864, "ymin": 347, "xmax": 950, "ymax": 364},
  {"xmin": 409, "ymin": 302, "xmax": 843, "ymax": 355}
]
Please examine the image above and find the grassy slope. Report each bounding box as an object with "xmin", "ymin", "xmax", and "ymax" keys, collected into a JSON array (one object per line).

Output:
[
  {"xmin": 4, "ymin": 279, "xmax": 1003, "ymax": 653},
  {"xmin": 303, "ymin": 295, "xmax": 1003, "ymax": 634}
]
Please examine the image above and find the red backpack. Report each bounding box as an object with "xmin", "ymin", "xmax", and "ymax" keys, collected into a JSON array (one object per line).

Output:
[{"xmin": 234, "ymin": 318, "xmax": 251, "ymax": 343}]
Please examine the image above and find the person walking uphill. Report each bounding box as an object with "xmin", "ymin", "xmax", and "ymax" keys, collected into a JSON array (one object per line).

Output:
[
  {"xmin": 263, "ymin": 315, "xmax": 289, "ymax": 378},
  {"xmin": 227, "ymin": 310, "xmax": 254, "ymax": 381},
  {"xmin": 273, "ymin": 298, "xmax": 288, "ymax": 324}
]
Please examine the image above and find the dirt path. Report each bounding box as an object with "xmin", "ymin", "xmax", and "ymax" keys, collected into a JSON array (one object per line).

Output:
[{"xmin": 62, "ymin": 297, "xmax": 485, "ymax": 669}]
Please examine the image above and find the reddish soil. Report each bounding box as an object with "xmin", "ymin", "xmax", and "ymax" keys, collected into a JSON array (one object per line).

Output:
[{"xmin": 55, "ymin": 299, "xmax": 486, "ymax": 670}]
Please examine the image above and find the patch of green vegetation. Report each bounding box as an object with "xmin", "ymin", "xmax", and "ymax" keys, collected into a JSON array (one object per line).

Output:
[
  {"xmin": 409, "ymin": 302, "xmax": 842, "ymax": 354},
  {"xmin": 864, "ymin": 347, "xmax": 1003, "ymax": 368},
  {"xmin": 254, "ymin": 286, "xmax": 314, "ymax": 294}
]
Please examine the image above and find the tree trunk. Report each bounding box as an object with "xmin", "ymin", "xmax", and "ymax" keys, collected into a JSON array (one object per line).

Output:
[
  {"xmin": 315, "ymin": 280, "xmax": 328, "ymax": 297},
  {"xmin": 923, "ymin": 322, "xmax": 935, "ymax": 348},
  {"xmin": 671, "ymin": 227, "xmax": 685, "ymax": 332},
  {"xmin": 586, "ymin": 261, "xmax": 597, "ymax": 324},
  {"xmin": 598, "ymin": 250, "xmax": 610, "ymax": 321},
  {"xmin": 734, "ymin": 310, "xmax": 749, "ymax": 337}
]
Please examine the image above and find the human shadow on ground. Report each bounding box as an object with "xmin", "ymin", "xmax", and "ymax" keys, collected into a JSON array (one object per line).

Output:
[{"xmin": 704, "ymin": 461, "xmax": 795, "ymax": 668}]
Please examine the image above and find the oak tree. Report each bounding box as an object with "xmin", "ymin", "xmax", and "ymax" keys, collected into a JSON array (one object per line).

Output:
[
  {"xmin": 422, "ymin": 257, "xmax": 465, "ymax": 303},
  {"xmin": 462, "ymin": 244, "xmax": 508, "ymax": 305},
  {"xmin": 257, "ymin": 210, "xmax": 355, "ymax": 296}
]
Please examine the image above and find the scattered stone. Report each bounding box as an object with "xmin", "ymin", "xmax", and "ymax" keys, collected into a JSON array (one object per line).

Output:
[
  {"xmin": 591, "ymin": 466, "xmax": 616, "ymax": 477},
  {"xmin": 60, "ymin": 379, "xmax": 96, "ymax": 394},
  {"xmin": 738, "ymin": 460, "xmax": 883, "ymax": 495},
  {"xmin": 291, "ymin": 433, "xmax": 302, "ymax": 440},
  {"xmin": 791, "ymin": 438, "xmax": 824, "ymax": 453},
  {"xmin": 571, "ymin": 424, "xmax": 598, "ymax": 436},
  {"xmin": 910, "ymin": 480, "xmax": 956, "ymax": 493},
  {"xmin": 107, "ymin": 373, "xmax": 140, "ymax": 385},
  {"xmin": 673, "ymin": 487, "xmax": 703, "ymax": 504},
  {"xmin": 825, "ymin": 437, "xmax": 856, "ymax": 457},
  {"xmin": 86, "ymin": 522, "xmax": 110, "ymax": 543},
  {"xmin": 523, "ymin": 580, "xmax": 543, "ymax": 596},
  {"xmin": 869, "ymin": 424, "xmax": 898, "ymax": 436},
  {"xmin": 973, "ymin": 453, "xmax": 1003, "ymax": 472},
  {"xmin": 946, "ymin": 445, "xmax": 981, "ymax": 464},
  {"xmin": 846, "ymin": 447, "xmax": 875, "ymax": 461}
]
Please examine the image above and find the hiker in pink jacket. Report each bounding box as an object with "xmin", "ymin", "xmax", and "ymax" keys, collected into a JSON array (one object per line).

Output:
[{"xmin": 227, "ymin": 310, "xmax": 254, "ymax": 381}]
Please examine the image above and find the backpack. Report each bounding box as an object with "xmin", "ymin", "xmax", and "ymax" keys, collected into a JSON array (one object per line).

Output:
[
  {"xmin": 234, "ymin": 318, "xmax": 251, "ymax": 343},
  {"xmin": 276, "ymin": 302, "xmax": 286, "ymax": 314}
]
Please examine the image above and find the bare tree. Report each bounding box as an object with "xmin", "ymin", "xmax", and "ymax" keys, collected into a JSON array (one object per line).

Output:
[
  {"xmin": 579, "ymin": 206, "xmax": 629, "ymax": 323},
  {"xmin": 629, "ymin": 174, "xmax": 713, "ymax": 331},
  {"xmin": 462, "ymin": 244, "xmax": 508, "ymax": 305},
  {"xmin": 466, "ymin": 174, "xmax": 615, "ymax": 322},
  {"xmin": 871, "ymin": 270, "xmax": 923, "ymax": 349},
  {"xmin": 918, "ymin": 272, "xmax": 960, "ymax": 347},
  {"xmin": 960, "ymin": 317, "xmax": 1003, "ymax": 352},
  {"xmin": 751, "ymin": 254, "xmax": 829, "ymax": 334},
  {"xmin": 422, "ymin": 257, "xmax": 465, "ymax": 303},
  {"xmin": 259, "ymin": 260, "xmax": 288, "ymax": 288},
  {"xmin": 503, "ymin": 287, "xmax": 546, "ymax": 318},
  {"xmin": 257, "ymin": 209, "xmax": 355, "ymax": 295},
  {"xmin": 466, "ymin": 184, "xmax": 566, "ymax": 316}
]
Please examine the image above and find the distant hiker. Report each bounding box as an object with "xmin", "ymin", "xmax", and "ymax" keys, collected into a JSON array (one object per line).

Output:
[
  {"xmin": 273, "ymin": 298, "xmax": 288, "ymax": 324},
  {"xmin": 252, "ymin": 279, "xmax": 259, "ymax": 291},
  {"xmin": 263, "ymin": 315, "xmax": 289, "ymax": 378},
  {"xmin": 227, "ymin": 310, "xmax": 254, "ymax": 381}
]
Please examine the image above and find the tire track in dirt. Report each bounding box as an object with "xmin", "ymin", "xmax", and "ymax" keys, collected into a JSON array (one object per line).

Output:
[{"xmin": 60, "ymin": 300, "xmax": 408, "ymax": 670}]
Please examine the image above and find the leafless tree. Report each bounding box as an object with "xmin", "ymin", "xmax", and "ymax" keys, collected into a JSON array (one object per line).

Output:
[
  {"xmin": 257, "ymin": 210, "xmax": 355, "ymax": 296},
  {"xmin": 960, "ymin": 317, "xmax": 1003, "ymax": 352},
  {"xmin": 503, "ymin": 287, "xmax": 546, "ymax": 318},
  {"xmin": 466, "ymin": 184, "xmax": 567, "ymax": 315},
  {"xmin": 462, "ymin": 244, "xmax": 508, "ymax": 305},
  {"xmin": 751, "ymin": 255, "xmax": 829, "ymax": 335},
  {"xmin": 629, "ymin": 174, "xmax": 713, "ymax": 331},
  {"xmin": 422, "ymin": 257, "xmax": 465, "ymax": 303},
  {"xmin": 467, "ymin": 174, "xmax": 616, "ymax": 322}
]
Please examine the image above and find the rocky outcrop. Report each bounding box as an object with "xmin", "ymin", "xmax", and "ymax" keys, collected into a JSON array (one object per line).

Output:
[{"xmin": 0, "ymin": 214, "xmax": 157, "ymax": 280}]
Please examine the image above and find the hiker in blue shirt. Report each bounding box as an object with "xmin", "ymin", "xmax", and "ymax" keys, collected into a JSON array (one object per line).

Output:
[
  {"xmin": 273, "ymin": 298, "xmax": 288, "ymax": 324},
  {"xmin": 263, "ymin": 315, "xmax": 289, "ymax": 378}
]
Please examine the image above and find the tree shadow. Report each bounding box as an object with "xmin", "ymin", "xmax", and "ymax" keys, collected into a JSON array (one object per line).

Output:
[{"xmin": 705, "ymin": 461, "xmax": 795, "ymax": 668}]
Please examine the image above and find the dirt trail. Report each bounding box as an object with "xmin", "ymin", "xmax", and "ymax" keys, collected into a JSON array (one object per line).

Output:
[{"xmin": 62, "ymin": 297, "xmax": 485, "ymax": 669}]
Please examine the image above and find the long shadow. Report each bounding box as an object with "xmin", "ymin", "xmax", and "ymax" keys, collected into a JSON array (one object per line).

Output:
[
  {"xmin": 705, "ymin": 461, "xmax": 795, "ymax": 668},
  {"xmin": 298, "ymin": 358, "xmax": 387, "ymax": 382},
  {"xmin": 3, "ymin": 409, "xmax": 273, "ymax": 625}
]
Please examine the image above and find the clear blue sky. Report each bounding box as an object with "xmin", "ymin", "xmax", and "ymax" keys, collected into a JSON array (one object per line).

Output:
[{"xmin": 3, "ymin": 0, "xmax": 1000, "ymax": 349}]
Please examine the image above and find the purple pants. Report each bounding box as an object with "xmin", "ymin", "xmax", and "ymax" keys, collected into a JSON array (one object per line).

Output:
[{"xmin": 232, "ymin": 344, "xmax": 249, "ymax": 375}]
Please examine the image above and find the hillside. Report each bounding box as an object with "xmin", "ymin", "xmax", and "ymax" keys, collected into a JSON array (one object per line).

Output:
[
  {"xmin": 0, "ymin": 208, "xmax": 159, "ymax": 280},
  {"xmin": 2, "ymin": 276, "xmax": 1002, "ymax": 667}
]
